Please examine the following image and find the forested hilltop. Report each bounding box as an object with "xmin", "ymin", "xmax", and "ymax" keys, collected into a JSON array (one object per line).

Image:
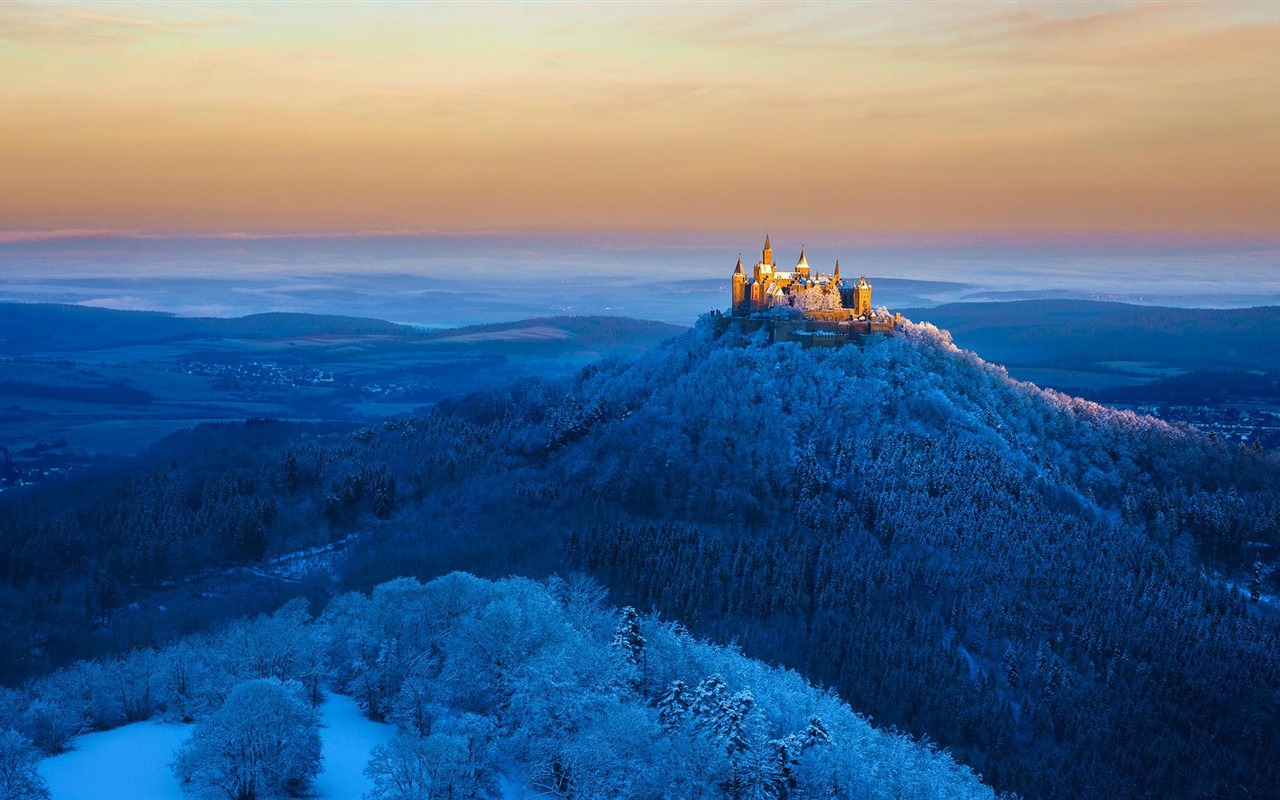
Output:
[{"xmin": 3, "ymin": 316, "xmax": 1279, "ymax": 800}]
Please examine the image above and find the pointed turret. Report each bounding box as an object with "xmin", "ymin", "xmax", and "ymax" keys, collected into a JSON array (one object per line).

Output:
[
  {"xmin": 834, "ymin": 258, "xmax": 841, "ymax": 279},
  {"xmin": 762, "ymin": 232, "xmax": 773, "ymax": 267},
  {"xmin": 793, "ymin": 243, "xmax": 814, "ymax": 277},
  {"xmin": 731, "ymin": 253, "xmax": 748, "ymax": 314}
]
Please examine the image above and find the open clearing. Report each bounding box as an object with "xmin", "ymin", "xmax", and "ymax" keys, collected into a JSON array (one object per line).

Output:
[{"xmin": 39, "ymin": 692, "xmax": 393, "ymax": 800}]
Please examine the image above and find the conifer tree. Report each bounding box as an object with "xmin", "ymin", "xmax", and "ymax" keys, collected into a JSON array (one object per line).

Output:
[
  {"xmin": 611, "ymin": 606, "xmax": 646, "ymax": 692},
  {"xmin": 657, "ymin": 680, "xmax": 691, "ymax": 732}
]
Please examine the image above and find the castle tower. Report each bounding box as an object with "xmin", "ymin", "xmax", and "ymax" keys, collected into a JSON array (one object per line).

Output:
[
  {"xmin": 853, "ymin": 275, "xmax": 872, "ymax": 317},
  {"xmin": 833, "ymin": 258, "xmax": 841, "ymax": 281},
  {"xmin": 732, "ymin": 255, "xmax": 748, "ymax": 314},
  {"xmin": 762, "ymin": 232, "xmax": 773, "ymax": 267},
  {"xmin": 796, "ymin": 245, "xmax": 810, "ymax": 279}
]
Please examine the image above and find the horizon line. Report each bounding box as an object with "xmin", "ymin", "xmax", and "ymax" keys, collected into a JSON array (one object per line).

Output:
[{"xmin": 4, "ymin": 227, "xmax": 1280, "ymax": 247}]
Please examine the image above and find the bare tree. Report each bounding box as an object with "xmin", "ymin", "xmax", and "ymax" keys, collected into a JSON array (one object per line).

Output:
[{"xmin": 0, "ymin": 729, "xmax": 50, "ymax": 800}]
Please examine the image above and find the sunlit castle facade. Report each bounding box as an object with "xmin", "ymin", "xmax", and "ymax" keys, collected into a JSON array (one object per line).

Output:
[{"xmin": 731, "ymin": 234, "xmax": 875, "ymax": 320}]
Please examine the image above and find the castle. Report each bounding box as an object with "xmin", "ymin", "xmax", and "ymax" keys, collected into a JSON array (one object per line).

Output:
[{"xmin": 727, "ymin": 234, "xmax": 897, "ymax": 344}]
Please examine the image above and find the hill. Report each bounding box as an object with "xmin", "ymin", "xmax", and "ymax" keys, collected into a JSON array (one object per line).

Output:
[
  {"xmin": 0, "ymin": 303, "xmax": 684, "ymax": 354},
  {"xmin": 0, "ymin": 303, "xmax": 408, "ymax": 353},
  {"xmin": 905, "ymin": 299, "xmax": 1280, "ymax": 374},
  {"xmin": 2, "ymin": 315, "xmax": 1278, "ymax": 800}
]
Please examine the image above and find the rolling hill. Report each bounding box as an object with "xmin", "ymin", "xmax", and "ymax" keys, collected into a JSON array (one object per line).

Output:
[{"xmin": 905, "ymin": 299, "xmax": 1280, "ymax": 373}]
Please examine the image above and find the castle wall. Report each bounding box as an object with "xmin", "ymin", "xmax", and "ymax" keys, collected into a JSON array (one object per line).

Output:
[{"xmin": 724, "ymin": 315, "xmax": 896, "ymax": 348}]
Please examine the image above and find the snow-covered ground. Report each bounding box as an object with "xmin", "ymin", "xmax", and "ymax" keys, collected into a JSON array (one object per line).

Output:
[
  {"xmin": 314, "ymin": 693, "xmax": 395, "ymax": 799},
  {"xmin": 38, "ymin": 693, "xmax": 392, "ymax": 800},
  {"xmin": 39, "ymin": 719, "xmax": 191, "ymax": 800}
]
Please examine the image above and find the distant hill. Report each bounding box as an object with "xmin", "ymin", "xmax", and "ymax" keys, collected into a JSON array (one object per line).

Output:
[
  {"xmin": 904, "ymin": 299, "xmax": 1280, "ymax": 371},
  {"xmin": 0, "ymin": 303, "xmax": 406, "ymax": 353},
  {"xmin": 0, "ymin": 303, "xmax": 684, "ymax": 355}
]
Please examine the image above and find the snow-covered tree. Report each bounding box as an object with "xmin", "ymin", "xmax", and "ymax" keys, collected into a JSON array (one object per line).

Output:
[
  {"xmin": 17, "ymin": 696, "xmax": 80, "ymax": 755},
  {"xmin": 657, "ymin": 680, "xmax": 692, "ymax": 732},
  {"xmin": 159, "ymin": 640, "xmax": 219, "ymax": 723},
  {"xmin": 388, "ymin": 669, "xmax": 448, "ymax": 737},
  {"xmin": 364, "ymin": 722, "xmax": 495, "ymax": 800},
  {"xmin": 543, "ymin": 702, "xmax": 665, "ymax": 800},
  {"xmin": 0, "ymin": 730, "xmax": 50, "ymax": 800},
  {"xmin": 723, "ymin": 690, "xmax": 756, "ymax": 757},
  {"xmin": 800, "ymin": 715, "xmax": 830, "ymax": 751},
  {"xmin": 692, "ymin": 674, "xmax": 729, "ymax": 730},
  {"xmin": 612, "ymin": 605, "xmax": 647, "ymax": 692},
  {"xmin": 218, "ymin": 598, "xmax": 320, "ymax": 691},
  {"xmin": 790, "ymin": 285, "xmax": 844, "ymax": 312},
  {"xmin": 173, "ymin": 678, "xmax": 321, "ymax": 800}
]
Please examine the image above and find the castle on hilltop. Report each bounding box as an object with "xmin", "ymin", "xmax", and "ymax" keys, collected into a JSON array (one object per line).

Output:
[{"xmin": 726, "ymin": 234, "xmax": 898, "ymax": 344}]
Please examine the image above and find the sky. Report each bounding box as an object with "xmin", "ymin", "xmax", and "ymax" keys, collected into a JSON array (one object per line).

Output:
[{"xmin": 2, "ymin": 1, "xmax": 1280, "ymax": 239}]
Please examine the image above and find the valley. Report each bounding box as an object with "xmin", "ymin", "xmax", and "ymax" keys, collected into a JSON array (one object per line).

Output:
[{"xmin": 0, "ymin": 304, "xmax": 684, "ymax": 491}]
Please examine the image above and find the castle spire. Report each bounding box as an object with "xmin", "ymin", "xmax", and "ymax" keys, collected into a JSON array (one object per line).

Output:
[
  {"xmin": 762, "ymin": 232, "xmax": 773, "ymax": 267},
  {"xmin": 834, "ymin": 258, "xmax": 840, "ymax": 278},
  {"xmin": 796, "ymin": 245, "xmax": 809, "ymax": 269},
  {"xmin": 734, "ymin": 254, "xmax": 744, "ymax": 275}
]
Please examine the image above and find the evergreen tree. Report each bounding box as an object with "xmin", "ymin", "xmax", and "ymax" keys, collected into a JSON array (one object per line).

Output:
[
  {"xmin": 657, "ymin": 680, "xmax": 691, "ymax": 732},
  {"xmin": 611, "ymin": 605, "xmax": 646, "ymax": 692}
]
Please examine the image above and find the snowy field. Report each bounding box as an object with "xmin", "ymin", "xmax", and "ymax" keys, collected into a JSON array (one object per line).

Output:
[{"xmin": 38, "ymin": 693, "xmax": 392, "ymax": 800}]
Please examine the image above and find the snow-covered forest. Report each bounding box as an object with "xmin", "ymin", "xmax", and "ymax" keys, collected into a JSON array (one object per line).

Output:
[
  {"xmin": 1, "ymin": 574, "xmax": 991, "ymax": 799},
  {"xmin": 2, "ymin": 315, "xmax": 1278, "ymax": 800}
]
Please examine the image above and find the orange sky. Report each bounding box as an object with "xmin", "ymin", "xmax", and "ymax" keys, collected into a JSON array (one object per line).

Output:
[{"xmin": 2, "ymin": 1, "xmax": 1279, "ymax": 237}]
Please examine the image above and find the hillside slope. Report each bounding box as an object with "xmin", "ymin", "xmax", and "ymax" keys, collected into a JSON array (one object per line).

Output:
[
  {"xmin": 3, "ymin": 316, "xmax": 1278, "ymax": 800},
  {"xmin": 422, "ymin": 317, "xmax": 1280, "ymax": 800}
]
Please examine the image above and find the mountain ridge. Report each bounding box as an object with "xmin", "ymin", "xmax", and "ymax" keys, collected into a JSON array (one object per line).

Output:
[{"xmin": 0, "ymin": 302, "xmax": 684, "ymax": 353}]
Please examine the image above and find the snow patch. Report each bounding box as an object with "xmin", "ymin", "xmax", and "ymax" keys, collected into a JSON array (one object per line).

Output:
[
  {"xmin": 37, "ymin": 693, "xmax": 393, "ymax": 800},
  {"xmin": 314, "ymin": 692, "xmax": 396, "ymax": 800},
  {"xmin": 39, "ymin": 720, "xmax": 191, "ymax": 800}
]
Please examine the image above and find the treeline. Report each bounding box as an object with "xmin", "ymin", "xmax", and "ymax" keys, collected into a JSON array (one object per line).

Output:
[
  {"xmin": 2, "ymin": 315, "xmax": 1279, "ymax": 800},
  {"xmin": 0, "ymin": 415, "xmax": 493, "ymax": 677},
  {"xmin": 0, "ymin": 574, "xmax": 994, "ymax": 800}
]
